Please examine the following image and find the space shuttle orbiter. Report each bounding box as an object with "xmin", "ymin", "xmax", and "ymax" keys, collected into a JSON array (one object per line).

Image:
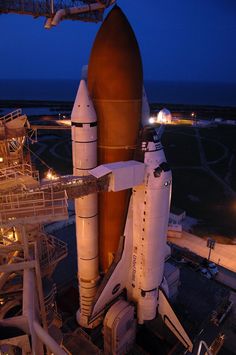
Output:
[
  {"xmin": 71, "ymin": 5, "xmax": 193, "ymax": 354},
  {"xmin": 87, "ymin": 126, "xmax": 193, "ymax": 352}
]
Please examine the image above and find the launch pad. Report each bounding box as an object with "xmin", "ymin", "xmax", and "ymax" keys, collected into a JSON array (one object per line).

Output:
[
  {"xmin": 0, "ymin": 109, "xmax": 229, "ymax": 354},
  {"xmin": 0, "ymin": 4, "xmax": 231, "ymax": 355}
]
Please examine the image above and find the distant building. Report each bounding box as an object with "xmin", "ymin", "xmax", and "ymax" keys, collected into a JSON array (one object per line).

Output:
[
  {"xmin": 168, "ymin": 223, "xmax": 182, "ymax": 238},
  {"xmin": 169, "ymin": 207, "xmax": 186, "ymax": 224},
  {"xmin": 194, "ymin": 119, "xmax": 213, "ymax": 127},
  {"xmin": 214, "ymin": 118, "xmax": 222, "ymax": 123},
  {"xmin": 225, "ymin": 120, "xmax": 236, "ymax": 125},
  {"xmin": 157, "ymin": 108, "xmax": 172, "ymax": 124},
  {"xmin": 214, "ymin": 118, "xmax": 236, "ymax": 126},
  {"xmin": 168, "ymin": 207, "xmax": 185, "ymax": 238}
]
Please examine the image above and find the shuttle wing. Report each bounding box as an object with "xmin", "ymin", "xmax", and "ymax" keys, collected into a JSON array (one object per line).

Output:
[{"xmin": 158, "ymin": 288, "xmax": 193, "ymax": 352}]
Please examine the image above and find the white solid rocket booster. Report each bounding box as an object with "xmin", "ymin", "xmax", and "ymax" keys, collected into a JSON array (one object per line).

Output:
[{"xmin": 71, "ymin": 79, "xmax": 100, "ymax": 328}]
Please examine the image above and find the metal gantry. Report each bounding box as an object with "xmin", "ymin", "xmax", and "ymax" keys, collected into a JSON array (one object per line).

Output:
[
  {"xmin": 0, "ymin": 110, "xmax": 70, "ymax": 354},
  {"xmin": 0, "ymin": 0, "xmax": 115, "ymax": 25}
]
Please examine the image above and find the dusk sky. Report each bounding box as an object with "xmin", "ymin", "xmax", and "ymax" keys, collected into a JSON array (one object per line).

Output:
[{"xmin": 1, "ymin": 0, "xmax": 236, "ymax": 83}]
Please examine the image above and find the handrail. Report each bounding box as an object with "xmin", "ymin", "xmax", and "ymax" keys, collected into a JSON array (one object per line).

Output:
[
  {"xmin": 0, "ymin": 189, "xmax": 68, "ymax": 224},
  {"xmin": 0, "ymin": 109, "xmax": 22, "ymax": 124},
  {"xmin": 39, "ymin": 233, "xmax": 68, "ymax": 272},
  {"xmin": 0, "ymin": 163, "xmax": 39, "ymax": 183}
]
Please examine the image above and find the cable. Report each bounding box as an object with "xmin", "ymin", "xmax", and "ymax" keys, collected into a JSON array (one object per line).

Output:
[{"xmin": 23, "ymin": 143, "xmax": 52, "ymax": 171}]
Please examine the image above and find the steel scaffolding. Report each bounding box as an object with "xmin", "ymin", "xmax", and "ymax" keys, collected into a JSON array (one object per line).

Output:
[{"xmin": 0, "ymin": 0, "xmax": 113, "ymax": 23}]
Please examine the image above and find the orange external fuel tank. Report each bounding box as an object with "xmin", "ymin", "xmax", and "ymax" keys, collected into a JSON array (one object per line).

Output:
[{"xmin": 88, "ymin": 6, "xmax": 143, "ymax": 272}]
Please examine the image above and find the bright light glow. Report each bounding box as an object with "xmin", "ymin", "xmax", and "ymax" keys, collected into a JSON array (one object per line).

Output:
[
  {"xmin": 46, "ymin": 170, "xmax": 52, "ymax": 179},
  {"xmin": 57, "ymin": 119, "xmax": 71, "ymax": 126},
  {"xmin": 46, "ymin": 169, "xmax": 58, "ymax": 181},
  {"xmin": 149, "ymin": 117, "xmax": 155, "ymax": 124},
  {"xmin": 7, "ymin": 228, "xmax": 18, "ymax": 242},
  {"xmin": 191, "ymin": 112, "xmax": 195, "ymax": 117},
  {"xmin": 0, "ymin": 157, "xmax": 3, "ymax": 162}
]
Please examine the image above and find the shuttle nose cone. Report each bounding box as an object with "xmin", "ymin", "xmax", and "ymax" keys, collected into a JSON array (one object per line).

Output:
[
  {"xmin": 71, "ymin": 79, "xmax": 97, "ymax": 123},
  {"xmin": 88, "ymin": 5, "xmax": 143, "ymax": 100}
]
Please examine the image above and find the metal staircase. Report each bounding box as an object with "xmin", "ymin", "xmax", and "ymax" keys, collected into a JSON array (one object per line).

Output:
[{"xmin": 39, "ymin": 233, "xmax": 68, "ymax": 277}]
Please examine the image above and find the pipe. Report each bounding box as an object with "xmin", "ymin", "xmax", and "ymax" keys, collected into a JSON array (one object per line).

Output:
[
  {"xmin": 0, "ymin": 300, "xmax": 21, "ymax": 321},
  {"xmin": 0, "ymin": 316, "xmax": 28, "ymax": 333},
  {"xmin": 44, "ymin": 17, "xmax": 53, "ymax": 29},
  {"xmin": 197, "ymin": 340, "xmax": 212, "ymax": 355},
  {"xmin": 33, "ymin": 321, "xmax": 67, "ymax": 355},
  {"xmin": 0, "ymin": 260, "xmax": 35, "ymax": 273},
  {"xmin": 51, "ymin": 1, "xmax": 115, "ymax": 27},
  {"xmin": 0, "ymin": 250, "xmax": 19, "ymax": 289},
  {"xmin": 23, "ymin": 266, "xmax": 63, "ymax": 354},
  {"xmin": 50, "ymin": 0, "xmax": 54, "ymax": 14},
  {"xmin": 23, "ymin": 269, "xmax": 44, "ymax": 355}
]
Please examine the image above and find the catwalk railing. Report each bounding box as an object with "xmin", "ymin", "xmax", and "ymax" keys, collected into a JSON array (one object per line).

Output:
[
  {"xmin": 0, "ymin": 163, "xmax": 39, "ymax": 184},
  {"xmin": 0, "ymin": 189, "xmax": 68, "ymax": 226},
  {"xmin": 40, "ymin": 174, "xmax": 110, "ymax": 199},
  {"xmin": 0, "ymin": 109, "xmax": 22, "ymax": 124},
  {"xmin": 0, "ymin": 174, "xmax": 110, "ymax": 225}
]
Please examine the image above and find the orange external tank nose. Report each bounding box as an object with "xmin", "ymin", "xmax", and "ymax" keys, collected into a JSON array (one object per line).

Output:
[{"xmin": 88, "ymin": 5, "xmax": 143, "ymax": 272}]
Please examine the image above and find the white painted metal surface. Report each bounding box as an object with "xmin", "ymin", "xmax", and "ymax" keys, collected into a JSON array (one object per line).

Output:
[
  {"xmin": 89, "ymin": 131, "xmax": 172, "ymax": 324},
  {"xmin": 103, "ymin": 300, "xmax": 136, "ymax": 355},
  {"xmin": 130, "ymin": 139, "xmax": 172, "ymax": 323},
  {"xmin": 89, "ymin": 160, "xmax": 145, "ymax": 191},
  {"xmin": 71, "ymin": 79, "xmax": 100, "ymax": 328},
  {"xmin": 88, "ymin": 127, "xmax": 192, "ymax": 352},
  {"xmin": 23, "ymin": 269, "xmax": 44, "ymax": 354}
]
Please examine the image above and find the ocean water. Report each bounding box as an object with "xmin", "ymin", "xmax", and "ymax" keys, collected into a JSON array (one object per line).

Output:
[{"xmin": 0, "ymin": 79, "xmax": 236, "ymax": 107}]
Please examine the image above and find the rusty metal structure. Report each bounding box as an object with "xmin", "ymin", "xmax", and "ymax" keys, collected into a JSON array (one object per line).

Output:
[{"xmin": 0, "ymin": 0, "xmax": 115, "ymax": 25}]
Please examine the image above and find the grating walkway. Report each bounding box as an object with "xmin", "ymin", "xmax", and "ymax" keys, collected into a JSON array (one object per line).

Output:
[
  {"xmin": 40, "ymin": 174, "xmax": 110, "ymax": 199},
  {"xmin": 0, "ymin": 164, "xmax": 110, "ymax": 226}
]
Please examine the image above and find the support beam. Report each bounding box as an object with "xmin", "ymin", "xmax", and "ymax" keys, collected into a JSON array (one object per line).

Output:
[{"xmin": 0, "ymin": 260, "xmax": 35, "ymax": 273}]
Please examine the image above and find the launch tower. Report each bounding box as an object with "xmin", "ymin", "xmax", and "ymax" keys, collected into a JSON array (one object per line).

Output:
[{"xmin": 0, "ymin": 109, "xmax": 68, "ymax": 354}]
